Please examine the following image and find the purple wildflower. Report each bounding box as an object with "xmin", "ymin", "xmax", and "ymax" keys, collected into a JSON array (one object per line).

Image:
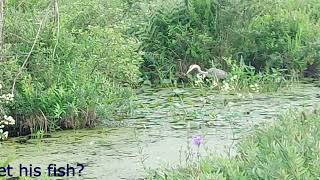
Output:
[{"xmin": 192, "ymin": 135, "xmax": 204, "ymax": 147}]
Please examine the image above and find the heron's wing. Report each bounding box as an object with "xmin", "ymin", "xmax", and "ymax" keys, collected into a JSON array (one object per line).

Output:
[{"xmin": 207, "ymin": 68, "xmax": 227, "ymax": 79}]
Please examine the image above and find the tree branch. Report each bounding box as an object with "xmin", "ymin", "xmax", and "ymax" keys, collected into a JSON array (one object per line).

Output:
[
  {"xmin": 11, "ymin": 8, "xmax": 50, "ymax": 94},
  {"xmin": 0, "ymin": 0, "xmax": 4, "ymax": 61}
]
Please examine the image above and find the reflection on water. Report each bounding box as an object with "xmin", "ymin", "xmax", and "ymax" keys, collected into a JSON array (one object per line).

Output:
[{"xmin": 1, "ymin": 83, "xmax": 319, "ymax": 179}]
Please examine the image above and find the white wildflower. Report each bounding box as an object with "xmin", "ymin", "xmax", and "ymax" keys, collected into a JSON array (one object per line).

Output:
[
  {"xmin": 211, "ymin": 80, "xmax": 218, "ymax": 87},
  {"xmin": 0, "ymin": 93, "xmax": 14, "ymax": 103},
  {"xmin": 250, "ymin": 83, "xmax": 260, "ymax": 92},
  {"xmin": 4, "ymin": 115, "xmax": 15, "ymax": 125},
  {"xmin": 222, "ymin": 82, "xmax": 231, "ymax": 91},
  {"xmin": 3, "ymin": 131, "xmax": 8, "ymax": 139},
  {"xmin": 230, "ymin": 75, "xmax": 238, "ymax": 82},
  {"xmin": 0, "ymin": 131, "xmax": 8, "ymax": 140},
  {"xmin": 195, "ymin": 74, "xmax": 204, "ymax": 86},
  {"xmin": 237, "ymin": 93, "xmax": 244, "ymax": 98}
]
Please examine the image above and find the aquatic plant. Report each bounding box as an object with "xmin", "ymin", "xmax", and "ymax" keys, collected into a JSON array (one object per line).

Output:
[{"xmin": 134, "ymin": 128, "xmax": 149, "ymax": 172}]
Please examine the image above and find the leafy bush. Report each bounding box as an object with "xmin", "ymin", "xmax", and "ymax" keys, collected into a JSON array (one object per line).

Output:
[
  {"xmin": 223, "ymin": 57, "xmax": 288, "ymax": 93},
  {"xmin": 139, "ymin": 0, "xmax": 320, "ymax": 82},
  {"xmin": 1, "ymin": 0, "xmax": 143, "ymax": 134},
  {"xmin": 149, "ymin": 108, "xmax": 320, "ymax": 179},
  {"xmin": 140, "ymin": 0, "xmax": 231, "ymax": 81},
  {"xmin": 240, "ymin": 6, "xmax": 320, "ymax": 73}
]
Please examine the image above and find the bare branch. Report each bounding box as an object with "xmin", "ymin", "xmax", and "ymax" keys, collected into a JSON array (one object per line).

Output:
[
  {"xmin": 0, "ymin": 0, "xmax": 4, "ymax": 61},
  {"xmin": 52, "ymin": 0, "xmax": 60, "ymax": 58},
  {"xmin": 11, "ymin": 9, "xmax": 50, "ymax": 94}
]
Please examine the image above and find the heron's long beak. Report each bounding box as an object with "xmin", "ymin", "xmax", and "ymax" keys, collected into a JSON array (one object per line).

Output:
[{"xmin": 186, "ymin": 67, "xmax": 193, "ymax": 75}]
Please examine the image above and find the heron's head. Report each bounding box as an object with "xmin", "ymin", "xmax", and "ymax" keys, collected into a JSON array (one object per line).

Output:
[{"xmin": 186, "ymin": 64, "xmax": 201, "ymax": 74}]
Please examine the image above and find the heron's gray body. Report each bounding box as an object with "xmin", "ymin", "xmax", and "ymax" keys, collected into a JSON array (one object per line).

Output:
[
  {"xmin": 186, "ymin": 64, "xmax": 227, "ymax": 80},
  {"xmin": 206, "ymin": 67, "xmax": 228, "ymax": 79}
]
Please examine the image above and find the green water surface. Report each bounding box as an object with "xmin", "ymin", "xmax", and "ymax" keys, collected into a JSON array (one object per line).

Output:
[{"xmin": 1, "ymin": 83, "xmax": 319, "ymax": 179}]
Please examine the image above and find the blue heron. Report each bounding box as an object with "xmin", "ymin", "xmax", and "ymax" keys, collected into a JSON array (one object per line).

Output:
[{"xmin": 186, "ymin": 64, "xmax": 228, "ymax": 80}]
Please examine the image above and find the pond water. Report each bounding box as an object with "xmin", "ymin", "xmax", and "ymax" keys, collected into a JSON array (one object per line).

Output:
[{"xmin": 1, "ymin": 83, "xmax": 319, "ymax": 179}]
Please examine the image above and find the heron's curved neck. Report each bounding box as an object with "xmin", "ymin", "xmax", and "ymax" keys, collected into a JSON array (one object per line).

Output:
[{"xmin": 195, "ymin": 66, "xmax": 208, "ymax": 75}]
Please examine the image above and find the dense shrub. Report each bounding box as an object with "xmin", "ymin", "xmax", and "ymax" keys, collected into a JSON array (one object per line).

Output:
[
  {"xmin": 1, "ymin": 0, "xmax": 143, "ymax": 134},
  {"xmin": 238, "ymin": 1, "xmax": 320, "ymax": 73},
  {"xmin": 140, "ymin": 0, "xmax": 231, "ymax": 82},
  {"xmin": 2, "ymin": 0, "xmax": 320, "ymax": 135},
  {"xmin": 139, "ymin": 0, "xmax": 320, "ymax": 82}
]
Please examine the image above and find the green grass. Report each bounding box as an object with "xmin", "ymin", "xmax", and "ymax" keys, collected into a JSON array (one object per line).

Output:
[{"xmin": 148, "ymin": 108, "xmax": 320, "ymax": 179}]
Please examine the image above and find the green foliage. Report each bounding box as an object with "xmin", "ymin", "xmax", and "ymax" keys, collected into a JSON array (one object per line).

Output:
[
  {"xmin": 140, "ymin": 0, "xmax": 228, "ymax": 81},
  {"xmin": 2, "ymin": 0, "xmax": 319, "ymax": 136},
  {"xmin": 187, "ymin": 56, "xmax": 291, "ymax": 93},
  {"xmin": 237, "ymin": 109, "xmax": 320, "ymax": 179},
  {"xmin": 224, "ymin": 57, "xmax": 289, "ymax": 93},
  {"xmin": 149, "ymin": 108, "xmax": 320, "ymax": 179},
  {"xmin": 139, "ymin": 0, "xmax": 320, "ymax": 82},
  {"xmin": 1, "ymin": 0, "xmax": 143, "ymax": 133},
  {"xmin": 241, "ymin": 4, "xmax": 320, "ymax": 73}
]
